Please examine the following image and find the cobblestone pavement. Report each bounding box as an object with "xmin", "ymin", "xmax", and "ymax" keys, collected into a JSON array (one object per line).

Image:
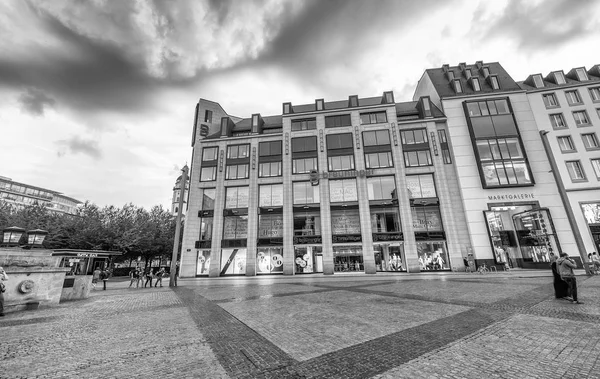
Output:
[{"xmin": 1, "ymin": 271, "xmax": 600, "ymax": 378}]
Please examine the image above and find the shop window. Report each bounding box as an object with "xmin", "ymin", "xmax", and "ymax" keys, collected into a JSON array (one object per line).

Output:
[
  {"xmin": 293, "ymin": 182, "xmax": 320, "ymax": 204},
  {"xmin": 331, "ymin": 209, "xmax": 361, "ymax": 235},
  {"xmin": 406, "ymin": 174, "xmax": 437, "ymax": 198},
  {"xmin": 367, "ymin": 176, "xmax": 396, "ymax": 200},
  {"xmin": 374, "ymin": 244, "xmax": 405, "ymax": 272},
  {"xmin": 200, "ymin": 189, "xmax": 215, "ymax": 210},
  {"xmin": 258, "ymin": 214, "xmax": 283, "ymax": 238},
  {"xmin": 360, "ymin": 111, "xmax": 387, "ymax": 125},
  {"xmin": 220, "ymin": 249, "xmax": 246, "ymax": 275},
  {"xmin": 417, "ymin": 242, "xmax": 450, "ymax": 271},
  {"xmin": 333, "ymin": 246, "xmax": 363, "ymax": 272},
  {"xmin": 293, "ymin": 212, "xmax": 321, "ymax": 236},
  {"xmin": 223, "ymin": 215, "xmax": 248, "ymax": 239},
  {"xmin": 329, "ymin": 179, "xmax": 358, "ymax": 202},
  {"xmin": 199, "ymin": 217, "xmax": 213, "ymax": 241},
  {"xmin": 259, "ymin": 184, "xmax": 284, "ymax": 207},
  {"xmin": 256, "ymin": 248, "xmax": 283, "ymax": 274},
  {"xmin": 325, "ymin": 114, "xmax": 352, "ymax": 128},
  {"xmin": 295, "ymin": 246, "xmax": 323, "ymax": 273},
  {"xmin": 225, "ymin": 186, "xmax": 249, "ymax": 208},
  {"xmin": 411, "ymin": 206, "xmax": 444, "ymax": 232},
  {"xmin": 196, "ymin": 250, "xmax": 210, "ymax": 276},
  {"xmin": 291, "ymin": 118, "xmax": 317, "ymax": 131},
  {"xmin": 371, "ymin": 208, "xmax": 401, "ymax": 233}
]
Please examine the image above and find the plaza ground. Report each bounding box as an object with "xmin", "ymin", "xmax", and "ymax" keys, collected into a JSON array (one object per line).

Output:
[{"xmin": 1, "ymin": 270, "xmax": 599, "ymax": 378}]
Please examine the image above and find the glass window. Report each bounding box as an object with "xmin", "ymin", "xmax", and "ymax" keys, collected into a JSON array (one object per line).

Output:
[
  {"xmin": 490, "ymin": 76, "xmax": 500, "ymax": 90},
  {"xmin": 404, "ymin": 151, "xmax": 432, "ymax": 167},
  {"xmin": 575, "ymin": 68, "xmax": 588, "ymax": 81},
  {"xmin": 589, "ymin": 87, "xmax": 600, "ymax": 102},
  {"xmin": 204, "ymin": 110, "xmax": 212, "ymax": 123},
  {"xmin": 582, "ymin": 133, "xmax": 599, "ymax": 150},
  {"xmin": 330, "ymin": 209, "xmax": 361, "ymax": 234},
  {"xmin": 293, "ymin": 157, "xmax": 318, "ymax": 174},
  {"xmin": 328, "ymin": 155, "xmax": 355, "ymax": 171},
  {"xmin": 202, "ymin": 147, "xmax": 218, "ymax": 161},
  {"xmin": 367, "ymin": 176, "xmax": 396, "ymax": 200},
  {"xmin": 200, "ymin": 167, "xmax": 217, "ymax": 181},
  {"xmin": 363, "ymin": 130, "xmax": 390, "ymax": 146},
  {"xmin": 226, "ymin": 164, "xmax": 249, "ymax": 179},
  {"xmin": 259, "ymin": 162, "xmax": 282, "ymax": 177},
  {"xmin": 199, "ymin": 218, "xmax": 213, "ymax": 240},
  {"xmin": 549, "ymin": 113, "xmax": 567, "ymax": 129},
  {"xmin": 223, "ymin": 216, "xmax": 248, "ymax": 239},
  {"xmin": 293, "ymin": 182, "xmax": 320, "ymax": 204},
  {"xmin": 542, "ymin": 93, "xmax": 558, "ymax": 108},
  {"xmin": 470, "ymin": 117, "xmax": 496, "ymax": 138},
  {"xmin": 406, "ymin": 174, "xmax": 436, "ymax": 198},
  {"xmin": 200, "ymin": 189, "xmax": 216, "ymax": 210},
  {"xmin": 554, "ymin": 72, "xmax": 566, "ymax": 84},
  {"xmin": 291, "ymin": 118, "xmax": 317, "ymax": 131},
  {"xmin": 329, "ymin": 179, "xmax": 358, "ymax": 202},
  {"xmin": 411, "ymin": 206, "xmax": 443, "ymax": 231},
  {"xmin": 472, "ymin": 77, "xmax": 480, "ymax": 91},
  {"xmin": 258, "ymin": 214, "xmax": 283, "ymax": 238},
  {"xmin": 365, "ymin": 152, "xmax": 393, "ymax": 168},
  {"xmin": 325, "ymin": 114, "xmax": 352, "ymax": 128},
  {"xmin": 492, "ymin": 114, "xmax": 518, "ymax": 136},
  {"xmin": 573, "ymin": 111, "xmax": 590, "ymax": 126},
  {"xmin": 566, "ymin": 161, "xmax": 586, "ymax": 181},
  {"xmin": 401, "ymin": 129, "xmax": 428, "ymax": 145},
  {"xmin": 293, "ymin": 212, "xmax": 321, "ymax": 236},
  {"xmin": 453, "ymin": 80, "xmax": 462, "ymax": 93},
  {"xmin": 466, "ymin": 102, "xmax": 481, "ymax": 117},
  {"xmin": 256, "ymin": 248, "xmax": 284, "ymax": 274},
  {"xmin": 259, "ymin": 184, "xmax": 284, "ymax": 207},
  {"xmin": 259, "ymin": 141, "xmax": 282, "ymax": 156},
  {"xmin": 565, "ymin": 90, "xmax": 582, "ymax": 105},
  {"xmin": 557, "ymin": 136, "xmax": 575, "ymax": 152},
  {"xmin": 591, "ymin": 159, "xmax": 600, "ymax": 179},
  {"xmin": 326, "ymin": 133, "xmax": 353, "ymax": 150},
  {"xmin": 371, "ymin": 208, "xmax": 401, "ymax": 233},
  {"xmin": 360, "ymin": 111, "xmax": 388, "ymax": 125},
  {"xmin": 225, "ymin": 187, "xmax": 249, "ymax": 208},
  {"xmin": 227, "ymin": 144, "xmax": 249, "ymax": 159},
  {"xmin": 533, "ymin": 74, "xmax": 544, "ymax": 88},
  {"xmin": 220, "ymin": 249, "xmax": 246, "ymax": 275}
]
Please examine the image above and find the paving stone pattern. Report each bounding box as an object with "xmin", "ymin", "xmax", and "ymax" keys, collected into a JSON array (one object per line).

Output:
[{"xmin": 1, "ymin": 273, "xmax": 599, "ymax": 378}]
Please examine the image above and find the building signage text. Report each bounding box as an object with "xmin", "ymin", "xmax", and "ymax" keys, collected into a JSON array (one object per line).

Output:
[
  {"xmin": 487, "ymin": 193, "xmax": 535, "ymax": 201},
  {"xmin": 320, "ymin": 169, "xmax": 374, "ymax": 179},
  {"xmin": 77, "ymin": 253, "xmax": 98, "ymax": 257}
]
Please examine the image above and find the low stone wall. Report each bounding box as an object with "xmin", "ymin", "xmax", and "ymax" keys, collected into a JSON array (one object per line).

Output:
[{"xmin": 60, "ymin": 275, "xmax": 92, "ymax": 301}]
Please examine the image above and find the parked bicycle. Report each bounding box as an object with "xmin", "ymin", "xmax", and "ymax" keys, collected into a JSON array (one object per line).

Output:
[{"xmin": 477, "ymin": 263, "xmax": 490, "ymax": 274}]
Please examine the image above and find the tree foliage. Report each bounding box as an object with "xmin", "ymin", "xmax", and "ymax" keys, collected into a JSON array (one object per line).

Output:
[{"xmin": 0, "ymin": 202, "xmax": 178, "ymax": 266}]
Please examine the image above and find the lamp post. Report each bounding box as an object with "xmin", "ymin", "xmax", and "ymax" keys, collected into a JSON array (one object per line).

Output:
[
  {"xmin": 27, "ymin": 229, "xmax": 48, "ymax": 247},
  {"xmin": 2, "ymin": 226, "xmax": 26, "ymax": 246},
  {"xmin": 539, "ymin": 130, "xmax": 590, "ymax": 275},
  {"xmin": 170, "ymin": 164, "xmax": 188, "ymax": 287}
]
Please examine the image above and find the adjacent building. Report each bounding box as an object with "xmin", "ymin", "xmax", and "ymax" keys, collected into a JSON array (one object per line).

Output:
[
  {"xmin": 171, "ymin": 174, "xmax": 189, "ymax": 216},
  {"xmin": 0, "ymin": 176, "xmax": 82, "ymax": 215},
  {"xmin": 519, "ymin": 65, "xmax": 600, "ymax": 255}
]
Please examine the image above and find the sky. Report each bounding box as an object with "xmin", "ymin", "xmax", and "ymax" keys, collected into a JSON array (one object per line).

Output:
[{"xmin": 1, "ymin": 0, "xmax": 599, "ymax": 210}]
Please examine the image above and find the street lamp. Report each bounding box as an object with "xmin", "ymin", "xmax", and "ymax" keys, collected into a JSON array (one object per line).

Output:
[
  {"xmin": 27, "ymin": 229, "xmax": 48, "ymax": 247},
  {"xmin": 2, "ymin": 226, "xmax": 26, "ymax": 246}
]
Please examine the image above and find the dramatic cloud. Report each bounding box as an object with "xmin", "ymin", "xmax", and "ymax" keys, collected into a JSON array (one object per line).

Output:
[
  {"xmin": 55, "ymin": 136, "xmax": 102, "ymax": 160},
  {"xmin": 474, "ymin": 0, "xmax": 600, "ymax": 50},
  {"xmin": 18, "ymin": 87, "xmax": 56, "ymax": 116}
]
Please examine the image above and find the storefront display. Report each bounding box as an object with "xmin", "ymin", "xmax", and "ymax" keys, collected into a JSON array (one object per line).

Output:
[
  {"xmin": 197, "ymin": 250, "xmax": 211, "ymax": 275},
  {"xmin": 374, "ymin": 243, "xmax": 405, "ymax": 272},
  {"xmin": 220, "ymin": 248, "xmax": 247, "ymax": 275},
  {"xmin": 256, "ymin": 248, "xmax": 283, "ymax": 274},
  {"xmin": 416, "ymin": 242, "xmax": 450, "ymax": 270},
  {"xmin": 333, "ymin": 245, "xmax": 363, "ymax": 272},
  {"xmin": 294, "ymin": 246, "xmax": 323, "ymax": 273}
]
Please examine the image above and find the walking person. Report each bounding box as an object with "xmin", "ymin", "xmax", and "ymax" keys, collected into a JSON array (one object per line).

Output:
[
  {"xmin": 101, "ymin": 268, "xmax": 109, "ymax": 291},
  {"xmin": 0, "ymin": 267, "xmax": 8, "ymax": 317},
  {"xmin": 549, "ymin": 252, "xmax": 568, "ymax": 299},
  {"xmin": 144, "ymin": 267, "xmax": 153, "ymax": 288},
  {"xmin": 557, "ymin": 252, "xmax": 583, "ymax": 304},
  {"xmin": 128, "ymin": 268, "xmax": 139, "ymax": 288},
  {"xmin": 92, "ymin": 267, "xmax": 101, "ymax": 290},
  {"xmin": 154, "ymin": 268, "xmax": 165, "ymax": 287}
]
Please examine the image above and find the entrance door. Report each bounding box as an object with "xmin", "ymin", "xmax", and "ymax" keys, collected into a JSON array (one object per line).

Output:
[{"xmin": 512, "ymin": 208, "xmax": 561, "ymax": 268}]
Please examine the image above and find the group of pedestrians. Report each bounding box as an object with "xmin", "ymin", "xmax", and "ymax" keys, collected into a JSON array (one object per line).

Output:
[
  {"xmin": 128, "ymin": 267, "xmax": 167, "ymax": 288},
  {"xmin": 550, "ymin": 252, "xmax": 584, "ymax": 304}
]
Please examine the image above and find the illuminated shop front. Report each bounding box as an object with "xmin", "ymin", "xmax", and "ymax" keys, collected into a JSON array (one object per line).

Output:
[{"xmin": 582, "ymin": 203, "xmax": 600, "ymax": 252}]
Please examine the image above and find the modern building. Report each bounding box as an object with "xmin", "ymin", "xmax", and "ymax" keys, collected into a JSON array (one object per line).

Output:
[
  {"xmin": 519, "ymin": 65, "xmax": 600, "ymax": 255},
  {"xmin": 414, "ymin": 61, "xmax": 582, "ymax": 269},
  {"xmin": 180, "ymin": 92, "xmax": 478, "ymax": 277},
  {"xmin": 171, "ymin": 174, "xmax": 189, "ymax": 216},
  {"xmin": 0, "ymin": 176, "xmax": 82, "ymax": 215}
]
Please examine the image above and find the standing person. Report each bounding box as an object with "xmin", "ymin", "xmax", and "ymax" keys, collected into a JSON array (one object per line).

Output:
[
  {"xmin": 590, "ymin": 252, "xmax": 600, "ymax": 274},
  {"xmin": 154, "ymin": 268, "xmax": 165, "ymax": 287},
  {"xmin": 557, "ymin": 252, "xmax": 583, "ymax": 304},
  {"xmin": 101, "ymin": 268, "xmax": 109, "ymax": 291},
  {"xmin": 92, "ymin": 267, "xmax": 101, "ymax": 290},
  {"xmin": 0, "ymin": 267, "xmax": 8, "ymax": 317},
  {"xmin": 174, "ymin": 263, "xmax": 179, "ymax": 287},
  {"xmin": 549, "ymin": 252, "xmax": 568, "ymax": 299},
  {"xmin": 128, "ymin": 268, "xmax": 138, "ymax": 288},
  {"xmin": 144, "ymin": 267, "xmax": 153, "ymax": 288}
]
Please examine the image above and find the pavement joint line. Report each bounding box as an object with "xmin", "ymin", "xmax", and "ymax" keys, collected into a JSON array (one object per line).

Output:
[
  {"xmin": 213, "ymin": 288, "xmax": 344, "ymax": 304},
  {"xmin": 0, "ymin": 316, "xmax": 59, "ymax": 328}
]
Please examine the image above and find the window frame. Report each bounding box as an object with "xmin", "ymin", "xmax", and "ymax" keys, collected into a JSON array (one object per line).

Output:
[
  {"xmin": 226, "ymin": 144, "xmax": 250, "ymax": 159},
  {"xmin": 549, "ymin": 113, "xmax": 567, "ymax": 129},
  {"xmin": 573, "ymin": 110, "xmax": 591, "ymax": 127},
  {"xmin": 359, "ymin": 111, "xmax": 388, "ymax": 125},
  {"xmin": 590, "ymin": 158, "xmax": 600, "ymax": 180},
  {"xmin": 200, "ymin": 166, "xmax": 217, "ymax": 182},
  {"xmin": 581, "ymin": 133, "xmax": 600, "ymax": 150},
  {"xmin": 557, "ymin": 136, "xmax": 576, "ymax": 153},
  {"xmin": 291, "ymin": 118, "xmax": 317, "ymax": 132},
  {"xmin": 565, "ymin": 90, "xmax": 583, "ymax": 106},
  {"xmin": 565, "ymin": 160, "xmax": 587, "ymax": 182},
  {"xmin": 325, "ymin": 114, "xmax": 352, "ymax": 128},
  {"xmin": 202, "ymin": 147, "xmax": 219, "ymax": 161},
  {"xmin": 542, "ymin": 93, "xmax": 559, "ymax": 108},
  {"xmin": 589, "ymin": 87, "xmax": 600, "ymax": 102},
  {"xmin": 225, "ymin": 164, "xmax": 249, "ymax": 180}
]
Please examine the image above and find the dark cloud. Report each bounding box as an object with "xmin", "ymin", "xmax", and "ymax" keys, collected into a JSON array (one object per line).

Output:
[
  {"xmin": 55, "ymin": 136, "xmax": 102, "ymax": 160},
  {"xmin": 475, "ymin": 0, "xmax": 600, "ymax": 50},
  {"xmin": 18, "ymin": 87, "xmax": 56, "ymax": 116}
]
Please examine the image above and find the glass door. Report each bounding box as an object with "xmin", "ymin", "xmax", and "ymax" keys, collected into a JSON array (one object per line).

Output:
[{"xmin": 512, "ymin": 208, "xmax": 561, "ymax": 268}]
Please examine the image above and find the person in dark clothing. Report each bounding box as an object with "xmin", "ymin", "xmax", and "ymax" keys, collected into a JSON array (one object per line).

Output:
[
  {"xmin": 144, "ymin": 268, "xmax": 153, "ymax": 288},
  {"xmin": 101, "ymin": 268, "xmax": 109, "ymax": 290},
  {"xmin": 557, "ymin": 252, "xmax": 583, "ymax": 304},
  {"xmin": 549, "ymin": 253, "xmax": 568, "ymax": 299}
]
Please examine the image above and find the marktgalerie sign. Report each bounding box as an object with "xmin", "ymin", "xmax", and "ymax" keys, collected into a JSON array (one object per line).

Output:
[{"xmin": 487, "ymin": 193, "xmax": 535, "ymax": 201}]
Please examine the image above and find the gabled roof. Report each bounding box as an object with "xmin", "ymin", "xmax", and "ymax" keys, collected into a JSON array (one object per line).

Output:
[
  {"xmin": 518, "ymin": 66, "xmax": 600, "ymax": 91},
  {"xmin": 424, "ymin": 62, "xmax": 521, "ymax": 99}
]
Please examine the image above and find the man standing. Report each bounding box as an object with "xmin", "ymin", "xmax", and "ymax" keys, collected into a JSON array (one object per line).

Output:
[
  {"xmin": 154, "ymin": 268, "xmax": 165, "ymax": 287},
  {"xmin": 557, "ymin": 253, "xmax": 583, "ymax": 304},
  {"xmin": 144, "ymin": 267, "xmax": 153, "ymax": 288},
  {"xmin": 101, "ymin": 268, "xmax": 109, "ymax": 291}
]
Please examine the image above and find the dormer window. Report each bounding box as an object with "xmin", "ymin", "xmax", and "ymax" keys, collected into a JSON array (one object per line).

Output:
[
  {"xmin": 575, "ymin": 68, "xmax": 588, "ymax": 81},
  {"xmin": 252, "ymin": 114, "xmax": 259, "ymax": 126},
  {"xmin": 489, "ymin": 75, "xmax": 500, "ymax": 90},
  {"xmin": 471, "ymin": 77, "xmax": 481, "ymax": 91},
  {"xmin": 447, "ymin": 71, "xmax": 455, "ymax": 80},
  {"xmin": 464, "ymin": 69, "xmax": 472, "ymax": 79},
  {"xmin": 453, "ymin": 79, "xmax": 463, "ymax": 94},
  {"xmin": 442, "ymin": 64, "xmax": 449, "ymax": 72},
  {"xmin": 533, "ymin": 74, "xmax": 545, "ymax": 88},
  {"xmin": 553, "ymin": 71, "xmax": 566, "ymax": 85},
  {"xmin": 283, "ymin": 102, "xmax": 292, "ymax": 114},
  {"xmin": 384, "ymin": 91, "xmax": 394, "ymax": 104},
  {"xmin": 316, "ymin": 99, "xmax": 324, "ymax": 111},
  {"xmin": 482, "ymin": 67, "xmax": 490, "ymax": 77},
  {"xmin": 349, "ymin": 95, "xmax": 359, "ymax": 107}
]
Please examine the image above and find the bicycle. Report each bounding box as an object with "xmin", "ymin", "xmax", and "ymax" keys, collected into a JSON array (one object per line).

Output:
[{"xmin": 477, "ymin": 263, "xmax": 490, "ymax": 274}]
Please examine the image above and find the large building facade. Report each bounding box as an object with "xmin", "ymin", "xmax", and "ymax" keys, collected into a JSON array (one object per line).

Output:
[
  {"xmin": 180, "ymin": 61, "xmax": 594, "ymax": 277},
  {"xmin": 519, "ymin": 65, "xmax": 600, "ymax": 255},
  {"xmin": 0, "ymin": 176, "xmax": 82, "ymax": 215}
]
